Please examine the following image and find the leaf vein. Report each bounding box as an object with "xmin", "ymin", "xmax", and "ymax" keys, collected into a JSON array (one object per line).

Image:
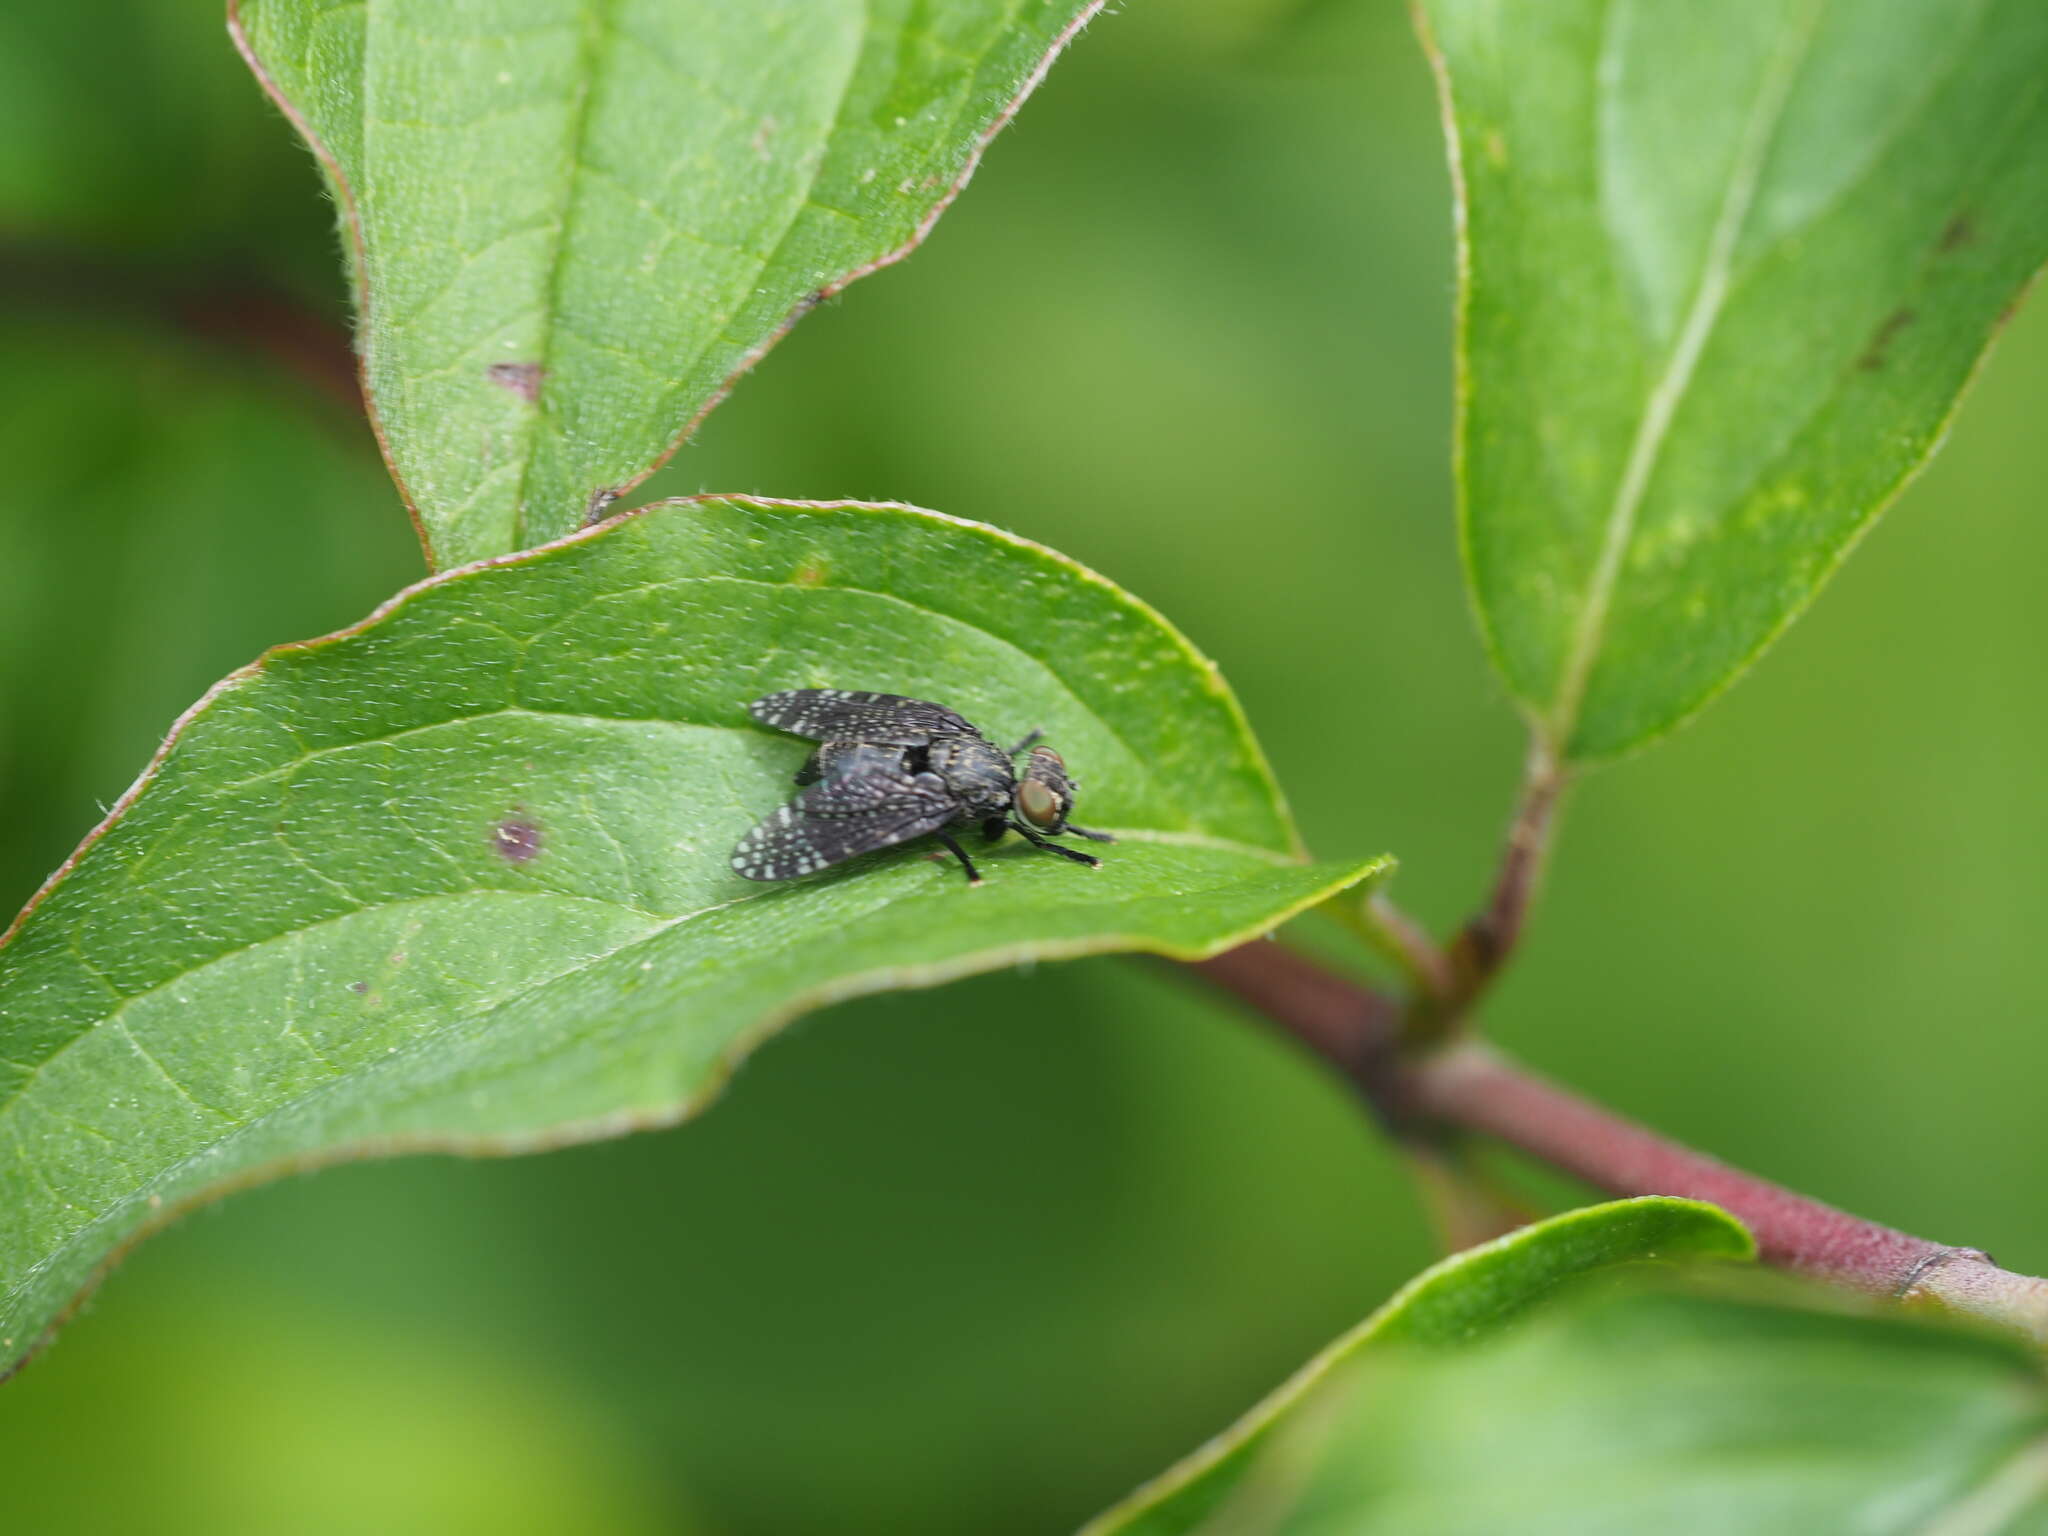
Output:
[{"xmin": 1549, "ymin": 0, "xmax": 1829, "ymax": 742}]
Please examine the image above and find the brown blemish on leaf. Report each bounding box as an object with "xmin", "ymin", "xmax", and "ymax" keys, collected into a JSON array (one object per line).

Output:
[
  {"xmin": 583, "ymin": 488, "xmax": 621, "ymax": 526},
  {"xmin": 1857, "ymin": 308, "xmax": 1915, "ymax": 371},
  {"xmin": 348, "ymin": 980, "xmax": 369, "ymax": 995},
  {"xmin": 486, "ymin": 361, "xmax": 543, "ymax": 401},
  {"xmin": 1483, "ymin": 129, "xmax": 1507, "ymax": 167},
  {"xmin": 493, "ymin": 818, "xmax": 543, "ymax": 864},
  {"xmin": 1939, "ymin": 214, "xmax": 1977, "ymax": 253},
  {"xmin": 791, "ymin": 558, "xmax": 829, "ymax": 587},
  {"xmin": 751, "ymin": 115, "xmax": 779, "ymax": 161}
]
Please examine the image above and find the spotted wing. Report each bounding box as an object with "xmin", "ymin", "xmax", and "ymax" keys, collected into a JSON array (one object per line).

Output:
[
  {"xmin": 747, "ymin": 689, "xmax": 979, "ymax": 746},
  {"xmin": 730, "ymin": 766, "xmax": 959, "ymax": 881}
]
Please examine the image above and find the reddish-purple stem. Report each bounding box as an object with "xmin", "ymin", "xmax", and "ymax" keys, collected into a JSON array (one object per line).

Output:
[{"xmin": 1191, "ymin": 942, "xmax": 2048, "ymax": 1341}]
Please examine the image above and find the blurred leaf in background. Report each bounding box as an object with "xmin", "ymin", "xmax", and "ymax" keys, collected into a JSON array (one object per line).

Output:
[
  {"xmin": 0, "ymin": 316, "xmax": 418, "ymax": 927},
  {"xmin": 2, "ymin": 1, "xmax": 2047, "ymax": 1535},
  {"xmin": 4, "ymin": 1286, "xmax": 689, "ymax": 1535},
  {"xmin": 0, "ymin": 0, "xmax": 331, "ymax": 269}
]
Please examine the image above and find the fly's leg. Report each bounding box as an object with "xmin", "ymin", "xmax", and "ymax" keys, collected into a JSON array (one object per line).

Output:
[
  {"xmin": 1007, "ymin": 820, "xmax": 1101, "ymax": 868},
  {"xmin": 936, "ymin": 833, "xmax": 984, "ymax": 884},
  {"xmin": 1064, "ymin": 824, "xmax": 1115, "ymax": 843},
  {"xmin": 1008, "ymin": 729, "xmax": 1045, "ymax": 757}
]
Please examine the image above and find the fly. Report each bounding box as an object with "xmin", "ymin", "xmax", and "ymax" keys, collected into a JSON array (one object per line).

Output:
[{"xmin": 730, "ymin": 689, "xmax": 1115, "ymax": 884}]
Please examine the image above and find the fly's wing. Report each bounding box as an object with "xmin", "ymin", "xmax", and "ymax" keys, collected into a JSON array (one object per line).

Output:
[
  {"xmin": 730, "ymin": 766, "xmax": 958, "ymax": 881},
  {"xmin": 747, "ymin": 689, "xmax": 979, "ymax": 746}
]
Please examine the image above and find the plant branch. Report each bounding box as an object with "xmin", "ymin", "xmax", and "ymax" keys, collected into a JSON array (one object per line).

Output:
[
  {"xmin": 1188, "ymin": 945, "xmax": 1532, "ymax": 1246},
  {"xmin": 1189, "ymin": 943, "xmax": 1413, "ymax": 1136},
  {"xmin": 1369, "ymin": 892, "xmax": 1457, "ymax": 1002},
  {"xmin": 1441, "ymin": 740, "xmax": 1567, "ymax": 1017},
  {"xmin": 1188, "ymin": 941, "xmax": 2048, "ymax": 1345}
]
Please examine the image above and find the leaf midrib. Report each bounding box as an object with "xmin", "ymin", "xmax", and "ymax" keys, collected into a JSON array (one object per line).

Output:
[
  {"xmin": 1545, "ymin": 0, "xmax": 1827, "ymax": 745},
  {"xmin": 2, "ymin": 535, "xmax": 1287, "ymax": 1100},
  {"xmin": 236, "ymin": 571, "xmax": 1198, "ymax": 823},
  {"xmin": 507, "ymin": 0, "xmax": 612, "ymax": 550},
  {"xmin": 0, "ymin": 819, "xmax": 1309, "ymax": 1158},
  {"xmin": 502, "ymin": 4, "xmax": 873, "ymax": 546},
  {"xmin": 0, "ymin": 889, "xmax": 673, "ymax": 1127}
]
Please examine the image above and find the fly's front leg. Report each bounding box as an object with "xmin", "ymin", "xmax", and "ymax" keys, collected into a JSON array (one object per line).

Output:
[{"xmin": 1007, "ymin": 819, "xmax": 1101, "ymax": 868}]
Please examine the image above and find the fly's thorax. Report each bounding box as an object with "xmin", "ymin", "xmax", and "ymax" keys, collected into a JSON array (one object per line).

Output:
[{"xmin": 926, "ymin": 734, "xmax": 1016, "ymax": 820}]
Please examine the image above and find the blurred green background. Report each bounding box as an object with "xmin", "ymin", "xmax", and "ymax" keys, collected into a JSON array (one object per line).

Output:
[{"xmin": 3, "ymin": 1, "xmax": 2045, "ymax": 1532}]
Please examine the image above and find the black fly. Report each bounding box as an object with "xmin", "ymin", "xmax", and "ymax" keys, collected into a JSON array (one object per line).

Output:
[{"xmin": 731, "ymin": 689, "xmax": 1115, "ymax": 884}]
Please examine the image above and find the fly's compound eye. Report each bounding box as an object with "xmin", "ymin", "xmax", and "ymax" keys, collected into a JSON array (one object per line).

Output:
[{"xmin": 1016, "ymin": 777, "xmax": 1063, "ymax": 830}]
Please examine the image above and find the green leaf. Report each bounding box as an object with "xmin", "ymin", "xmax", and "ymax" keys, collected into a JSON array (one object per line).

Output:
[
  {"xmin": 229, "ymin": 0, "xmax": 1099, "ymax": 569},
  {"xmin": 1087, "ymin": 1197, "xmax": 1754, "ymax": 1535},
  {"xmin": 0, "ymin": 495, "xmax": 1381, "ymax": 1376},
  {"xmin": 1423, "ymin": 0, "xmax": 2048, "ymax": 762},
  {"xmin": 1103, "ymin": 1279, "xmax": 2048, "ymax": 1535}
]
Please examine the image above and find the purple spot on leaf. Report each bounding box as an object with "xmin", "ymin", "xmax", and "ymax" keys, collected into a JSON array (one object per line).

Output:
[
  {"xmin": 494, "ymin": 818, "xmax": 543, "ymax": 864},
  {"xmin": 487, "ymin": 361, "xmax": 543, "ymax": 401}
]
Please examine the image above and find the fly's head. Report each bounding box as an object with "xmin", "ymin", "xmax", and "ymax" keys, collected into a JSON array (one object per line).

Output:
[{"xmin": 1013, "ymin": 746, "xmax": 1078, "ymax": 834}]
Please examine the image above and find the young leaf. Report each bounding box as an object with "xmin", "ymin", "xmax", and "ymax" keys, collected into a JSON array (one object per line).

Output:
[
  {"xmin": 0, "ymin": 496, "xmax": 1382, "ymax": 1377},
  {"xmin": 1086, "ymin": 1197, "xmax": 1753, "ymax": 1535},
  {"xmin": 1101, "ymin": 1280, "xmax": 2048, "ymax": 1534},
  {"xmin": 1423, "ymin": 0, "xmax": 2048, "ymax": 762},
  {"xmin": 228, "ymin": 0, "xmax": 1100, "ymax": 569}
]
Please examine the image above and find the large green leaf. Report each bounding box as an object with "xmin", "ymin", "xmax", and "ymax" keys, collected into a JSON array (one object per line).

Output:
[
  {"xmin": 0, "ymin": 496, "xmax": 1381, "ymax": 1376},
  {"xmin": 1099, "ymin": 1279, "xmax": 2048, "ymax": 1534},
  {"xmin": 229, "ymin": 0, "xmax": 1099, "ymax": 569},
  {"xmin": 1424, "ymin": 0, "xmax": 2048, "ymax": 762},
  {"xmin": 1086, "ymin": 1198, "xmax": 1754, "ymax": 1535}
]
